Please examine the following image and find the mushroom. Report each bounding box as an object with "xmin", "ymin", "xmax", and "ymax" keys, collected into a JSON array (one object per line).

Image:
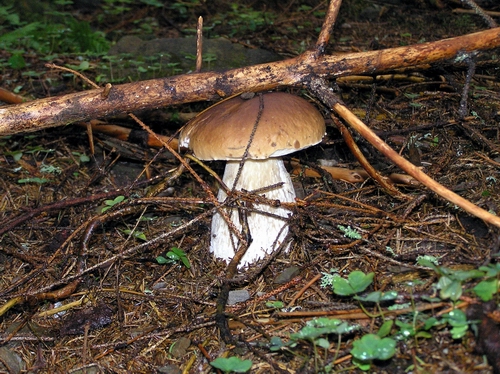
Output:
[{"xmin": 179, "ymin": 92, "xmax": 325, "ymax": 267}]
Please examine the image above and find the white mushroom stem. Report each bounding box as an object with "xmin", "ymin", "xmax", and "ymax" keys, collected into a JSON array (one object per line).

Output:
[{"xmin": 210, "ymin": 158, "xmax": 295, "ymax": 267}]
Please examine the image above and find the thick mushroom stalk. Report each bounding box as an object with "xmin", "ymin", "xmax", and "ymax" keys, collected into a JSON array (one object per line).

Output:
[
  {"xmin": 212, "ymin": 159, "xmax": 295, "ymax": 266},
  {"xmin": 179, "ymin": 92, "xmax": 325, "ymax": 267}
]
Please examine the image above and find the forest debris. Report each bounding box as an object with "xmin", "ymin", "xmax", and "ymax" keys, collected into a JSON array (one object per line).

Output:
[
  {"xmin": 60, "ymin": 303, "xmax": 113, "ymax": 336},
  {"xmin": 466, "ymin": 302, "xmax": 500, "ymax": 374}
]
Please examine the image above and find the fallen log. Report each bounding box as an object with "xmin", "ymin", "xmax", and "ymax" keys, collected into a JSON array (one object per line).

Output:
[{"xmin": 0, "ymin": 27, "xmax": 499, "ymax": 135}]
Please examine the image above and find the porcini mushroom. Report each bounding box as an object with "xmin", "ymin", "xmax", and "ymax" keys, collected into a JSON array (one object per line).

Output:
[{"xmin": 179, "ymin": 92, "xmax": 325, "ymax": 267}]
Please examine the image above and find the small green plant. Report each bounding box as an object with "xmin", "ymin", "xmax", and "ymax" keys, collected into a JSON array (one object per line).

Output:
[
  {"xmin": 314, "ymin": 262, "xmax": 500, "ymax": 371},
  {"xmin": 417, "ymin": 257, "xmax": 487, "ymax": 301},
  {"xmin": 4, "ymin": 150, "xmax": 23, "ymax": 161},
  {"xmin": 40, "ymin": 164, "xmax": 61, "ymax": 174},
  {"xmin": 121, "ymin": 229, "xmax": 147, "ymax": 241},
  {"xmin": 216, "ymin": 3, "xmax": 276, "ymax": 37},
  {"xmin": 101, "ymin": 195, "xmax": 127, "ymax": 213},
  {"xmin": 265, "ymin": 300, "xmax": 284, "ymax": 309},
  {"xmin": 210, "ymin": 356, "xmax": 252, "ymax": 373},
  {"xmin": 321, "ymin": 270, "xmax": 374, "ymax": 296},
  {"xmin": 156, "ymin": 247, "xmax": 191, "ymax": 269},
  {"xmin": 18, "ymin": 177, "xmax": 49, "ymax": 184},
  {"xmin": 72, "ymin": 152, "xmax": 90, "ymax": 163},
  {"xmin": 337, "ymin": 225, "xmax": 362, "ymax": 239},
  {"xmin": 441, "ymin": 309, "xmax": 469, "ymax": 339},
  {"xmin": 270, "ymin": 317, "xmax": 359, "ymax": 372},
  {"xmin": 351, "ymin": 333, "xmax": 396, "ymax": 371},
  {"xmin": 0, "ymin": 4, "xmax": 109, "ymax": 61}
]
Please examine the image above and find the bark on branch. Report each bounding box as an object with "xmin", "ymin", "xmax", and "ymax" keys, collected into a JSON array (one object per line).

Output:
[{"xmin": 0, "ymin": 27, "xmax": 499, "ymax": 135}]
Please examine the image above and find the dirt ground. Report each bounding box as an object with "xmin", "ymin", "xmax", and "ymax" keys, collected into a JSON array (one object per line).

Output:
[{"xmin": 1, "ymin": 1, "xmax": 500, "ymax": 373}]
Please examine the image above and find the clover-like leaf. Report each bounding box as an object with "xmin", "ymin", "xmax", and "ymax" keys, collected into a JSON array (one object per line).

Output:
[{"xmin": 210, "ymin": 357, "xmax": 252, "ymax": 373}]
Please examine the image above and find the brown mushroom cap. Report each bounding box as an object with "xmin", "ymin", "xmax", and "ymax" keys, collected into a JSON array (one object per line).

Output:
[{"xmin": 179, "ymin": 92, "xmax": 325, "ymax": 160}]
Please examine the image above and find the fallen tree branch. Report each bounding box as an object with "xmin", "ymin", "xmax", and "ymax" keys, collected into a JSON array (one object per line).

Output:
[
  {"xmin": 306, "ymin": 77, "xmax": 500, "ymax": 228},
  {"xmin": 0, "ymin": 27, "xmax": 499, "ymax": 135}
]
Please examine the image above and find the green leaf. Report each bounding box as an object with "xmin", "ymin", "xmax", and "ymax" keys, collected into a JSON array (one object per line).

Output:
[
  {"xmin": 5, "ymin": 150, "xmax": 23, "ymax": 161},
  {"xmin": 351, "ymin": 334, "xmax": 396, "ymax": 361},
  {"xmin": 443, "ymin": 309, "xmax": 467, "ymax": 327},
  {"xmin": 395, "ymin": 320, "xmax": 415, "ymax": 339},
  {"xmin": 266, "ymin": 301, "xmax": 284, "ymax": 309},
  {"xmin": 352, "ymin": 358, "xmax": 371, "ymax": 371},
  {"xmin": 210, "ymin": 357, "xmax": 252, "ymax": 373},
  {"xmin": 156, "ymin": 255, "xmax": 169, "ymax": 265},
  {"xmin": 438, "ymin": 277, "xmax": 462, "ymax": 301},
  {"xmin": 479, "ymin": 263, "xmax": 500, "ymax": 277},
  {"xmin": 157, "ymin": 247, "xmax": 191, "ymax": 268},
  {"xmin": 377, "ymin": 320, "xmax": 393, "ymax": 338},
  {"xmin": 416, "ymin": 256, "xmax": 440, "ymax": 271},
  {"xmin": 168, "ymin": 247, "xmax": 190, "ymax": 268},
  {"xmin": 442, "ymin": 309, "xmax": 469, "ymax": 339},
  {"xmin": 452, "ymin": 269, "xmax": 485, "ymax": 282},
  {"xmin": 122, "ymin": 229, "xmax": 147, "ymax": 241},
  {"xmin": 348, "ymin": 271, "xmax": 374, "ymax": 293},
  {"xmin": 0, "ymin": 22, "xmax": 40, "ymax": 44},
  {"xmin": 338, "ymin": 225, "xmax": 362, "ymax": 239},
  {"xmin": 290, "ymin": 318, "xmax": 358, "ymax": 341},
  {"xmin": 169, "ymin": 247, "xmax": 185, "ymax": 257},
  {"xmin": 72, "ymin": 152, "xmax": 90, "ymax": 163},
  {"xmin": 165, "ymin": 251, "xmax": 181, "ymax": 261},
  {"xmin": 79, "ymin": 60, "xmax": 90, "ymax": 71},
  {"xmin": 316, "ymin": 338, "xmax": 330, "ymax": 349},
  {"xmin": 18, "ymin": 177, "xmax": 49, "ymax": 184},
  {"xmin": 101, "ymin": 195, "xmax": 126, "ymax": 212},
  {"xmin": 8, "ymin": 53, "xmax": 25, "ymax": 69},
  {"xmin": 415, "ymin": 331, "xmax": 432, "ymax": 339},
  {"xmin": 331, "ymin": 271, "xmax": 374, "ymax": 296},
  {"xmin": 356, "ymin": 290, "xmax": 397, "ymax": 303},
  {"xmin": 269, "ymin": 336, "xmax": 285, "ymax": 351},
  {"xmin": 180, "ymin": 255, "xmax": 191, "ymax": 269},
  {"xmin": 450, "ymin": 325, "xmax": 468, "ymax": 339},
  {"xmin": 140, "ymin": 0, "xmax": 164, "ymax": 6},
  {"xmin": 423, "ymin": 317, "xmax": 440, "ymax": 330},
  {"xmin": 473, "ymin": 278, "xmax": 499, "ymax": 301}
]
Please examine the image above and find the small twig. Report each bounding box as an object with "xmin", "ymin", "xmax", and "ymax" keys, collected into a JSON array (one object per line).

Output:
[
  {"xmin": 458, "ymin": 53, "xmax": 477, "ymax": 118},
  {"xmin": 232, "ymin": 93, "xmax": 264, "ymax": 190},
  {"xmin": 0, "ymin": 280, "xmax": 80, "ymax": 318},
  {"xmin": 331, "ymin": 114, "xmax": 404, "ymax": 198},
  {"xmin": 228, "ymin": 275, "xmax": 303, "ymax": 313},
  {"xmin": 277, "ymin": 301, "xmax": 449, "ymax": 319},
  {"xmin": 196, "ymin": 16, "xmax": 203, "ymax": 72},
  {"xmin": 461, "ymin": 0, "xmax": 497, "ymax": 28},
  {"xmin": 185, "ymin": 153, "xmax": 228, "ymax": 192},
  {"xmin": 0, "ymin": 190, "xmax": 126, "ymax": 237},
  {"xmin": 101, "ymin": 83, "xmax": 112, "ymax": 99},
  {"xmin": 288, "ymin": 274, "xmax": 321, "ymax": 307},
  {"xmin": 45, "ymin": 63, "xmax": 99, "ymax": 89}
]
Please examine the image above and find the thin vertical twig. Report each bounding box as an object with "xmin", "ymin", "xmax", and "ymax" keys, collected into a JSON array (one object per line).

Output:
[{"xmin": 196, "ymin": 16, "xmax": 203, "ymax": 72}]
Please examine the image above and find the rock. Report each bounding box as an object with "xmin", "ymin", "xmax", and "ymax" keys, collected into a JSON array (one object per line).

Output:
[
  {"xmin": 0, "ymin": 346, "xmax": 24, "ymax": 374},
  {"xmin": 227, "ymin": 289, "xmax": 251, "ymax": 305},
  {"xmin": 157, "ymin": 364, "xmax": 182, "ymax": 374},
  {"xmin": 169, "ymin": 337, "xmax": 191, "ymax": 358},
  {"xmin": 273, "ymin": 266, "xmax": 300, "ymax": 284}
]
